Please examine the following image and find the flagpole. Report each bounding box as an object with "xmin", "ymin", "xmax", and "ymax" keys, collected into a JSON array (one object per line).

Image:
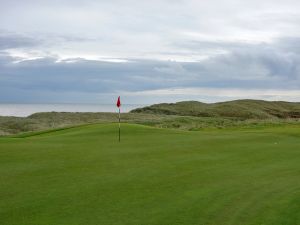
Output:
[
  {"xmin": 118, "ymin": 107, "xmax": 121, "ymax": 142},
  {"xmin": 116, "ymin": 96, "xmax": 121, "ymax": 142}
]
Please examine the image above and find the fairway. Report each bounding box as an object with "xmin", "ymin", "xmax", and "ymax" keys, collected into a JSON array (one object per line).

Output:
[{"xmin": 1, "ymin": 124, "xmax": 300, "ymax": 225}]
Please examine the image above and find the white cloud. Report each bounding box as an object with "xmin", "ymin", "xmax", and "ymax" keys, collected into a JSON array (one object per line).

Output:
[
  {"xmin": 124, "ymin": 87, "xmax": 300, "ymax": 103},
  {"xmin": 2, "ymin": 0, "xmax": 300, "ymax": 61},
  {"xmin": 1, "ymin": 0, "xmax": 300, "ymax": 103}
]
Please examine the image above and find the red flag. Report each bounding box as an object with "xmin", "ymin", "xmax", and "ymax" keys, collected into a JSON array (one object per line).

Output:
[{"xmin": 116, "ymin": 96, "xmax": 121, "ymax": 108}]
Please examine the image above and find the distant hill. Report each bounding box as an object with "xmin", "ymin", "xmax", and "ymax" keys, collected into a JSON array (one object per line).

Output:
[
  {"xmin": 1, "ymin": 99, "xmax": 300, "ymax": 136},
  {"xmin": 131, "ymin": 99, "xmax": 300, "ymax": 119}
]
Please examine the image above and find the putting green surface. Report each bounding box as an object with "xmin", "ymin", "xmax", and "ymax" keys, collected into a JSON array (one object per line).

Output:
[{"xmin": 0, "ymin": 124, "xmax": 300, "ymax": 225}]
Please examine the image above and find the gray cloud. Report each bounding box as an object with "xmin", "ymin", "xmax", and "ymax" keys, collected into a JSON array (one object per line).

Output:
[
  {"xmin": 0, "ymin": 35, "xmax": 300, "ymax": 103},
  {"xmin": 0, "ymin": 32, "xmax": 42, "ymax": 50},
  {"xmin": 1, "ymin": 0, "xmax": 300, "ymax": 103}
]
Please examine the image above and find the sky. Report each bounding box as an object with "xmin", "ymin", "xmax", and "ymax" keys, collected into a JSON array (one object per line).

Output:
[{"xmin": 0, "ymin": 0, "xmax": 300, "ymax": 104}]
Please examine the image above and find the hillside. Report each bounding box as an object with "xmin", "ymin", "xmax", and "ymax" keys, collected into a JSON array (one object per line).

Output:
[
  {"xmin": 1, "ymin": 100, "xmax": 300, "ymax": 135},
  {"xmin": 0, "ymin": 112, "xmax": 169, "ymax": 136},
  {"xmin": 131, "ymin": 99, "xmax": 300, "ymax": 119}
]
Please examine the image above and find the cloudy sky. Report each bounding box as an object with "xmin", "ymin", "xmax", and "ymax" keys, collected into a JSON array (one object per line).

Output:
[{"xmin": 1, "ymin": 0, "xmax": 300, "ymax": 104}]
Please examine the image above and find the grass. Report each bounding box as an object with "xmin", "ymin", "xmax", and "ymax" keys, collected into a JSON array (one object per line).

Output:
[
  {"xmin": 0, "ymin": 112, "xmax": 170, "ymax": 135},
  {"xmin": 1, "ymin": 112, "xmax": 299, "ymax": 135},
  {"xmin": 1, "ymin": 123, "xmax": 300, "ymax": 225},
  {"xmin": 1, "ymin": 99, "xmax": 300, "ymax": 135},
  {"xmin": 132, "ymin": 99, "xmax": 300, "ymax": 119}
]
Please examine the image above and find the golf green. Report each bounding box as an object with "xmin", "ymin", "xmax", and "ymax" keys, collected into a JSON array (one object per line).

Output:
[{"xmin": 1, "ymin": 124, "xmax": 300, "ymax": 225}]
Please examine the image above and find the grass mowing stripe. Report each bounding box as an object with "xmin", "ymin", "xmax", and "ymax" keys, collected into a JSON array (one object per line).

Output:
[{"xmin": 0, "ymin": 123, "xmax": 299, "ymax": 225}]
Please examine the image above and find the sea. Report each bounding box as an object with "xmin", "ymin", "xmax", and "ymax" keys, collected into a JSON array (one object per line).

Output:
[{"xmin": 0, "ymin": 104, "xmax": 146, "ymax": 117}]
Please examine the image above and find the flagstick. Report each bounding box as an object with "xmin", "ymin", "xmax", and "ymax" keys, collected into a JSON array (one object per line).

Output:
[{"xmin": 118, "ymin": 107, "xmax": 121, "ymax": 142}]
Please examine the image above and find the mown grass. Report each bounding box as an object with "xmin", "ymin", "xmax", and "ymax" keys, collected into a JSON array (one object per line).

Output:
[{"xmin": 0, "ymin": 123, "xmax": 300, "ymax": 225}]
